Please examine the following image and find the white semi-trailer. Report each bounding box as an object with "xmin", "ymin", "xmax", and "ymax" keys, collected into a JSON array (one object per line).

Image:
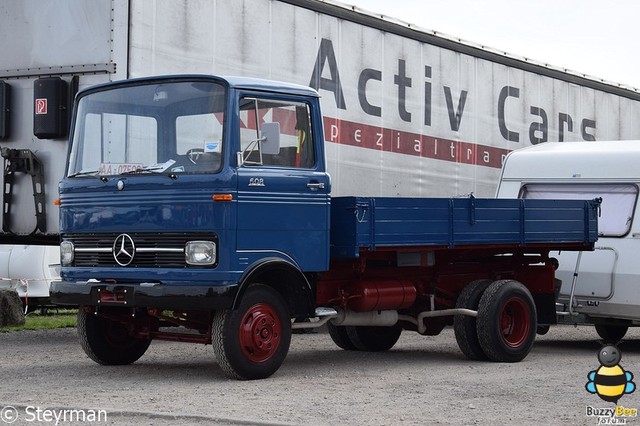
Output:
[{"xmin": 1, "ymin": 0, "xmax": 640, "ymax": 303}]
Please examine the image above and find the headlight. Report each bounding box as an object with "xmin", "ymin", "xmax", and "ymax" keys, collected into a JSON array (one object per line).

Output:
[
  {"xmin": 60, "ymin": 241, "xmax": 74, "ymax": 266},
  {"xmin": 185, "ymin": 241, "xmax": 216, "ymax": 265}
]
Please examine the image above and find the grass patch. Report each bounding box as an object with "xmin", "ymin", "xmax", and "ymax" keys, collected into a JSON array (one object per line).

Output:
[{"xmin": 0, "ymin": 309, "xmax": 77, "ymax": 332}]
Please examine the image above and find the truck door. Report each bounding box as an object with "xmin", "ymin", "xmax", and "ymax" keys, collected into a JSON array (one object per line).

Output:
[{"xmin": 235, "ymin": 95, "xmax": 330, "ymax": 271}]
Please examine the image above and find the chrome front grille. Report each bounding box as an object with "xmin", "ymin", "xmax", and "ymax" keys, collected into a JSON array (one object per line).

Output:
[{"xmin": 63, "ymin": 233, "xmax": 217, "ymax": 268}]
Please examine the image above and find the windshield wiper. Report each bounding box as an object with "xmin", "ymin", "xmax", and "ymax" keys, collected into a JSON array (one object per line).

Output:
[
  {"xmin": 121, "ymin": 165, "xmax": 164, "ymax": 175},
  {"xmin": 68, "ymin": 170, "xmax": 101, "ymax": 178},
  {"xmin": 121, "ymin": 160, "xmax": 177, "ymax": 175}
]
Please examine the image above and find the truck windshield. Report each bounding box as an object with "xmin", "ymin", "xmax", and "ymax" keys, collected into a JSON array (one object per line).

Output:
[{"xmin": 67, "ymin": 80, "xmax": 226, "ymax": 177}]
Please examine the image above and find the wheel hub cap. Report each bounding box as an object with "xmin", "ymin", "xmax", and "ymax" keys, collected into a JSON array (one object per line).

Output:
[
  {"xmin": 239, "ymin": 303, "xmax": 281, "ymax": 363},
  {"xmin": 500, "ymin": 297, "xmax": 530, "ymax": 348}
]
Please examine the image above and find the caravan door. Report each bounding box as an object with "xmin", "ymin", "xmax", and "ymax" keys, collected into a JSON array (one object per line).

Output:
[{"xmin": 520, "ymin": 183, "xmax": 637, "ymax": 302}]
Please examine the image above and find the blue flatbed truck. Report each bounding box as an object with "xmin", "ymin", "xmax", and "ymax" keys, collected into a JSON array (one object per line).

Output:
[{"xmin": 50, "ymin": 75, "xmax": 599, "ymax": 379}]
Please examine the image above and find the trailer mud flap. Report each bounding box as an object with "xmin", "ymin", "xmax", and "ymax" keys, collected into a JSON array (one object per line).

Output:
[{"xmin": 532, "ymin": 292, "xmax": 556, "ymax": 325}]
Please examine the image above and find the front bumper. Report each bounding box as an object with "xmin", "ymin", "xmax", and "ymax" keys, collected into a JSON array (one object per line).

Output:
[{"xmin": 50, "ymin": 280, "xmax": 237, "ymax": 311}]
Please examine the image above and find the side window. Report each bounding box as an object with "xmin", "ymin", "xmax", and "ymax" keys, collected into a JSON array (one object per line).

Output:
[
  {"xmin": 239, "ymin": 98, "xmax": 314, "ymax": 168},
  {"xmin": 521, "ymin": 183, "xmax": 638, "ymax": 237}
]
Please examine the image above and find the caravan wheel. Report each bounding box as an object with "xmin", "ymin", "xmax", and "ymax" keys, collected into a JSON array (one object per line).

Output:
[{"xmin": 595, "ymin": 324, "xmax": 628, "ymax": 342}]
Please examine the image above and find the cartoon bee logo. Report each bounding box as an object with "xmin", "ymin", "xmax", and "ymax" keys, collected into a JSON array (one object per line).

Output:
[{"xmin": 586, "ymin": 344, "xmax": 636, "ymax": 403}]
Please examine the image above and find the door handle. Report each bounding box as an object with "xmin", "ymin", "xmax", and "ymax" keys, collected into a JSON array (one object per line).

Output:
[{"xmin": 307, "ymin": 182, "xmax": 325, "ymax": 190}]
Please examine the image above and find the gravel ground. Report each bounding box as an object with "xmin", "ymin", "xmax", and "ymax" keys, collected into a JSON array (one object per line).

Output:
[{"xmin": 1, "ymin": 325, "xmax": 639, "ymax": 426}]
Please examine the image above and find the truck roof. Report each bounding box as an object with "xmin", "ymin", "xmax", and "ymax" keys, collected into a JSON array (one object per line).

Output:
[
  {"xmin": 500, "ymin": 141, "xmax": 640, "ymax": 181},
  {"xmin": 222, "ymin": 75, "xmax": 320, "ymax": 97},
  {"xmin": 78, "ymin": 75, "xmax": 320, "ymax": 98}
]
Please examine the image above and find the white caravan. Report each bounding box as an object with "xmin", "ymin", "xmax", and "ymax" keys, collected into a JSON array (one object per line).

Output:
[
  {"xmin": 0, "ymin": 245, "xmax": 59, "ymax": 310},
  {"xmin": 496, "ymin": 141, "xmax": 640, "ymax": 341}
]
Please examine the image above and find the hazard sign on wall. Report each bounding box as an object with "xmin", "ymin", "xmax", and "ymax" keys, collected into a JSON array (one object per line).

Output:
[{"xmin": 35, "ymin": 98, "xmax": 47, "ymax": 115}]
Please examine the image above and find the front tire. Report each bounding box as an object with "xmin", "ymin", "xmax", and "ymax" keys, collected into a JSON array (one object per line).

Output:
[
  {"xmin": 476, "ymin": 280, "xmax": 537, "ymax": 363},
  {"xmin": 77, "ymin": 308, "xmax": 150, "ymax": 365},
  {"xmin": 212, "ymin": 284, "xmax": 291, "ymax": 380}
]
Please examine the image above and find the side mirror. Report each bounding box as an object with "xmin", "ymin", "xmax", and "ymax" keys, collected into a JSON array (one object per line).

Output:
[
  {"xmin": 238, "ymin": 122, "xmax": 281, "ymax": 166},
  {"xmin": 260, "ymin": 122, "xmax": 280, "ymax": 155}
]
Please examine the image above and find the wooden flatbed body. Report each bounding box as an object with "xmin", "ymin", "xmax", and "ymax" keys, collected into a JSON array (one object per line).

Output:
[{"xmin": 330, "ymin": 196, "xmax": 599, "ymax": 258}]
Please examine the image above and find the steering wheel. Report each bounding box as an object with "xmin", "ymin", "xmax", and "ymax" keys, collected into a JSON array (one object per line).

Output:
[{"xmin": 186, "ymin": 148, "xmax": 205, "ymax": 164}]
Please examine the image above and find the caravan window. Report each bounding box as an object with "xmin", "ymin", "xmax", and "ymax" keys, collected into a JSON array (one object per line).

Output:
[{"xmin": 520, "ymin": 184, "xmax": 638, "ymax": 237}]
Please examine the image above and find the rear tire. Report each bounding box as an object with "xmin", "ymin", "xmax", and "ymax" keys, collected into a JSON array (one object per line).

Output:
[
  {"xmin": 77, "ymin": 308, "xmax": 150, "ymax": 365},
  {"xmin": 212, "ymin": 284, "xmax": 291, "ymax": 380},
  {"xmin": 345, "ymin": 325, "xmax": 402, "ymax": 352},
  {"xmin": 453, "ymin": 279, "xmax": 492, "ymax": 360},
  {"xmin": 595, "ymin": 324, "xmax": 628, "ymax": 342},
  {"xmin": 327, "ymin": 323, "xmax": 357, "ymax": 350},
  {"xmin": 476, "ymin": 280, "xmax": 537, "ymax": 363}
]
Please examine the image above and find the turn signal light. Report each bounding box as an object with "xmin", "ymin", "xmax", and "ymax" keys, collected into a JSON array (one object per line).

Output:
[{"xmin": 212, "ymin": 194, "xmax": 233, "ymax": 202}]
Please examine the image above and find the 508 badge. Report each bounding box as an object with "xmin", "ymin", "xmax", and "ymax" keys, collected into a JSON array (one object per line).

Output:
[{"xmin": 249, "ymin": 178, "xmax": 265, "ymax": 187}]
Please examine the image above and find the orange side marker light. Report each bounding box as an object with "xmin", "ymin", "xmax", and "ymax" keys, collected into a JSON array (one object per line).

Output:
[{"xmin": 212, "ymin": 194, "xmax": 233, "ymax": 202}]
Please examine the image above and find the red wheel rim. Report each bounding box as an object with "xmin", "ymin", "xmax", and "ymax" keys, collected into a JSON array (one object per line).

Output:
[
  {"xmin": 239, "ymin": 303, "xmax": 282, "ymax": 363},
  {"xmin": 499, "ymin": 297, "xmax": 530, "ymax": 348}
]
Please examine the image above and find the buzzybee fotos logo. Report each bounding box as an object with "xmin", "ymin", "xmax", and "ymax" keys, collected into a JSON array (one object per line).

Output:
[
  {"xmin": 585, "ymin": 344, "xmax": 637, "ymax": 425},
  {"xmin": 586, "ymin": 345, "xmax": 635, "ymax": 403}
]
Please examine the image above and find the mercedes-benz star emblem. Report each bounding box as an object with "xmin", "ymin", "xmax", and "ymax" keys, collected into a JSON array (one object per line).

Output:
[{"xmin": 113, "ymin": 234, "xmax": 135, "ymax": 266}]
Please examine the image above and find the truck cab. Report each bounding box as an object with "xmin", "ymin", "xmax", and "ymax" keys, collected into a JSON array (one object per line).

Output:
[
  {"xmin": 55, "ymin": 75, "xmax": 330, "ymax": 308},
  {"xmin": 52, "ymin": 75, "xmax": 331, "ymax": 378}
]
